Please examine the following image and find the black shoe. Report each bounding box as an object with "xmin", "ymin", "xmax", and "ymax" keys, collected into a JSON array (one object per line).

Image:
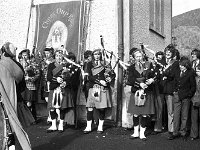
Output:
[
  {"xmin": 151, "ymin": 131, "xmax": 161, "ymax": 135},
  {"xmin": 46, "ymin": 129, "xmax": 57, "ymax": 133},
  {"xmin": 140, "ymin": 137, "xmax": 147, "ymax": 141},
  {"xmin": 168, "ymin": 134, "xmax": 180, "ymax": 140},
  {"xmin": 83, "ymin": 130, "xmax": 92, "ymax": 134},
  {"xmin": 97, "ymin": 130, "xmax": 103, "ymax": 134},
  {"xmin": 129, "ymin": 136, "xmax": 139, "ymax": 140},
  {"xmin": 58, "ymin": 130, "xmax": 64, "ymax": 133}
]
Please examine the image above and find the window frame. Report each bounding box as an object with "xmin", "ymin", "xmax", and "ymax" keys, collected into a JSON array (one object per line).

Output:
[{"xmin": 149, "ymin": 0, "xmax": 165, "ymax": 38}]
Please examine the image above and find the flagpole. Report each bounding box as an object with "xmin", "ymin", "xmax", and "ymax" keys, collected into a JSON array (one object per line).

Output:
[{"xmin": 25, "ymin": 0, "xmax": 34, "ymax": 48}]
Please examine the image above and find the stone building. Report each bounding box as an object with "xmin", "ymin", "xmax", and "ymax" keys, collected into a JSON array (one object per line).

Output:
[{"xmin": 0, "ymin": 0, "xmax": 172, "ymax": 127}]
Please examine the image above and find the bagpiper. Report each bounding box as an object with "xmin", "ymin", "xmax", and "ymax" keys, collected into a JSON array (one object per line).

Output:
[
  {"xmin": 83, "ymin": 49, "xmax": 115, "ymax": 134},
  {"xmin": 46, "ymin": 50, "xmax": 77, "ymax": 132}
]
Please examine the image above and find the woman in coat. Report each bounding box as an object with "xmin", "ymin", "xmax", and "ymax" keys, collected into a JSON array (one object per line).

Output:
[{"xmin": 127, "ymin": 48, "xmax": 155, "ymax": 140}]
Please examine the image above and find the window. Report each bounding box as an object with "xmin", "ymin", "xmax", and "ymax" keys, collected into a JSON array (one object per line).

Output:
[{"xmin": 149, "ymin": 0, "xmax": 165, "ymax": 37}]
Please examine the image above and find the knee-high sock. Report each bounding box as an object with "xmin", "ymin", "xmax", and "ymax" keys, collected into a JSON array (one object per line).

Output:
[
  {"xmin": 87, "ymin": 110, "xmax": 93, "ymax": 121},
  {"xmin": 98, "ymin": 109, "xmax": 105, "ymax": 120},
  {"xmin": 133, "ymin": 116, "xmax": 139, "ymax": 126},
  {"xmin": 60, "ymin": 109, "xmax": 66, "ymax": 120},
  {"xmin": 141, "ymin": 116, "xmax": 147, "ymax": 128},
  {"xmin": 50, "ymin": 110, "xmax": 57, "ymax": 120}
]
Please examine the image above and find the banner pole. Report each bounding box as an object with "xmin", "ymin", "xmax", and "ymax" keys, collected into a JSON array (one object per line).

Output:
[
  {"xmin": 77, "ymin": 0, "xmax": 84, "ymax": 61},
  {"xmin": 25, "ymin": 0, "xmax": 34, "ymax": 48}
]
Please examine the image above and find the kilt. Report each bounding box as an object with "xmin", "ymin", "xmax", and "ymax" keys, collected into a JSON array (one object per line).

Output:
[
  {"xmin": 86, "ymin": 87, "xmax": 112, "ymax": 109},
  {"xmin": 48, "ymin": 87, "xmax": 74, "ymax": 110},
  {"xmin": 127, "ymin": 91, "xmax": 155, "ymax": 115}
]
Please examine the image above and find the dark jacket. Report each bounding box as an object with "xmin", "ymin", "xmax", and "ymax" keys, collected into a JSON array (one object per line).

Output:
[
  {"xmin": 162, "ymin": 60, "xmax": 179, "ymax": 95},
  {"xmin": 174, "ymin": 69, "xmax": 196, "ymax": 100},
  {"xmin": 86, "ymin": 61, "xmax": 114, "ymax": 89},
  {"xmin": 127, "ymin": 61, "xmax": 154, "ymax": 93}
]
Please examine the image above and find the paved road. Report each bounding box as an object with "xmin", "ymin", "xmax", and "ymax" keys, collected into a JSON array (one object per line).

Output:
[{"xmin": 13, "ymin": 118, "xmax": 200, "ymax": 150}]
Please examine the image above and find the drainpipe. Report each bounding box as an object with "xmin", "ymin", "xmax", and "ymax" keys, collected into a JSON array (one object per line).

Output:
[{"xmin": 116, "ymin": 0, "xmax": 124, "ymax": 127}]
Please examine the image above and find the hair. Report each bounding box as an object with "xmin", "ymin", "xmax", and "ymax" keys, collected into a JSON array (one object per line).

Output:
[
  {"xmin": 44, "ymin": 47, "xmax": 54, "ymax": 53},
  {"xmin": 164, "ymin": 44, "xmax": 176, "ymax": 58},
  {"xmin": 191, "ymin": 48, "xmax": 200, "ymax": 59},
  {"xmin": 92, "ymin": 49, "xmax": 102, "ymax": 61},
  {"xmin": 129, "ymin": 47, "xmax": 138, "ymax": 55},
  {"xmin": 84, "ymin": 50, "xmax": 92, "ymax": 59},
  {"xmin": 179, "ymin": 58, "xmax": 192, "ymax": 70},
  {"xmin": 174, "ymin": 49, "xmax": 180, "ymax": 60},
  {"xmin": 0, "ymin": 42, "xmax": 14, "ymax": 58},
  {"xmin": 155, "ymin": 51, "xmax": 164, "ymax": 58},
  {"xmin": 132, "ymin": 49, "xmax": 144, "ymax": 58},
  {"xmin": 67, "ymin": 52, "xmax": 76, "ymax": 62},
  {"xmin": 20, "ymin": 49, "xmax": 31, "ymax": 59}
]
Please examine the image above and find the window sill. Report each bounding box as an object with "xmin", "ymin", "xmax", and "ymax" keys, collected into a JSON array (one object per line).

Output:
[{"xmin": 149, "ymin": 27, "xmax": 165, "ymax": 39}]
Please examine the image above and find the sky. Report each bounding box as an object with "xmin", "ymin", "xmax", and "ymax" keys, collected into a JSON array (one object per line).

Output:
[{"xmin": 173, "ymin": 0, "xmax": 200, "ymax": 16}]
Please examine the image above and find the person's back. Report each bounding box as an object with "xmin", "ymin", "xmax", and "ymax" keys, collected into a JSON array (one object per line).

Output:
[{"xmin": 0, "ymin": 42, "xmax": 32, "ymax": 150}]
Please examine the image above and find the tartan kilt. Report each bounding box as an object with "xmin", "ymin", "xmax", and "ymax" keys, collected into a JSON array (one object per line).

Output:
[
  {"xmin": 47, "ymin": 87, "xmax": 74, "ymax": 110},
  {"xmin": 86, "ymin": 87, "xmax": 112, "ymax": 109},
  {"xmin": 127, "ymin": 91, "xmax": 155, "ymax": 115}
]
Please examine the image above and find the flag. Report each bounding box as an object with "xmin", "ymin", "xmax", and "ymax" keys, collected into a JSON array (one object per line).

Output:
[{"xmin": 34, "ymin": 1, "xmax": 85, "ymax": 58}]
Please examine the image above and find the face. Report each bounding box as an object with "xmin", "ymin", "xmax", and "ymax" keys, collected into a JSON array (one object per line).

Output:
[
  {"xmin": 157, "ymin": 54, "xmax": 163, "ymax": 61},
  {"xmin": 180, "ymin": 65, "xmax": 187, "ymax": 72},
  {"xmin": 129, "ymin": 55, "xmax": 135, "ymax": 63},
  {"xmin": 55, "ymin": 51, "xmax": 63, "ymax": 63},
  {"xmin": 93, "ymin": 51, "xmax": 101, "ymax": 61},
  {"xmin": 44, "ymin": 51, "xmax": 52, "ymax": 59},
  {"xmin": 165, "ymin": 50, "xmax": 172, "ymax": 59},
  {"xmin": 87, "ymin": 55, "xmax": 92, "ymax": 62},
  {"xmin": 22, "ymin": 52, "xmax": 28, "ymax": 60},
  {"xmin": 191, "ymin": 52, "xmax": 198, "ymax": 61},
  {"xmin": 134, "ymin": 51, "xmax": 143, "ymax": 62}
]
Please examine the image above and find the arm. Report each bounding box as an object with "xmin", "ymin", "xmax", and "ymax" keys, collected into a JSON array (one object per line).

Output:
[
  {"xmin": 87, "ymin": 62, "xmax": 98, "ymax": 84},
  {"xmin": 126, "ymin": 65, "xmax": 140, "ymax": 88},
  {"xmin": 188, "ymin": 71, "xmax": 196, "ymax": 98}
]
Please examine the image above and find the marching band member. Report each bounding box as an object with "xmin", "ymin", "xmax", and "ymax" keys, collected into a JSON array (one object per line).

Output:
[
  {"xmin": 19, "ymin": 49, "xmax": 40, "ymax": 121},
  {"xmin": 83, "ymin": 49, "xmax": 113, "ymax": 134},
  {"xmin": 46, "ymin": 50, "xmax": 74, "ymax": 133},
  {"xmin": 127, "ymin": 48, "xmax": 155, "ymax": 141}
]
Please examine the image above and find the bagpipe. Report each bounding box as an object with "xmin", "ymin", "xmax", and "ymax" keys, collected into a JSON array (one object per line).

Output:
[{"xmin": 100, "ymin": 35, "xmax": 131, "ymax": 71}]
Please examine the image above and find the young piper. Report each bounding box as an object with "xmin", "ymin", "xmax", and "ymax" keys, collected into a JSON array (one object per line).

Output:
[
  {"xmin": 127, "ymin": 48, "xmax": 155, "ymax": 141},
  {"xmin": 83, "ymin": 49, "xmax": 113, "ymax": 134},
  {"xmin": 46, "ymin": 50, "xmax": 74, "ymax": 133}
]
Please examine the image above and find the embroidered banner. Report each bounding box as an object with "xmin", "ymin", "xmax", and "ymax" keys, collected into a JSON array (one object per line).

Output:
[{"xmin": 34, "ymin": 1, "xmax": 85, "ymax": 58}]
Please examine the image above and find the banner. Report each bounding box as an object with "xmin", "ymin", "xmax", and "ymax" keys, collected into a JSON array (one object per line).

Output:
[{"xmin": 34, "ymin": 1, "xmax": 85, "ymax": 58}]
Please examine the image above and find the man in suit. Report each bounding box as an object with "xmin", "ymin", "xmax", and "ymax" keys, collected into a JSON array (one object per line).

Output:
[{"xmin": 169, "ymin": 58, "xmax": 196, "ymax": 140}]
